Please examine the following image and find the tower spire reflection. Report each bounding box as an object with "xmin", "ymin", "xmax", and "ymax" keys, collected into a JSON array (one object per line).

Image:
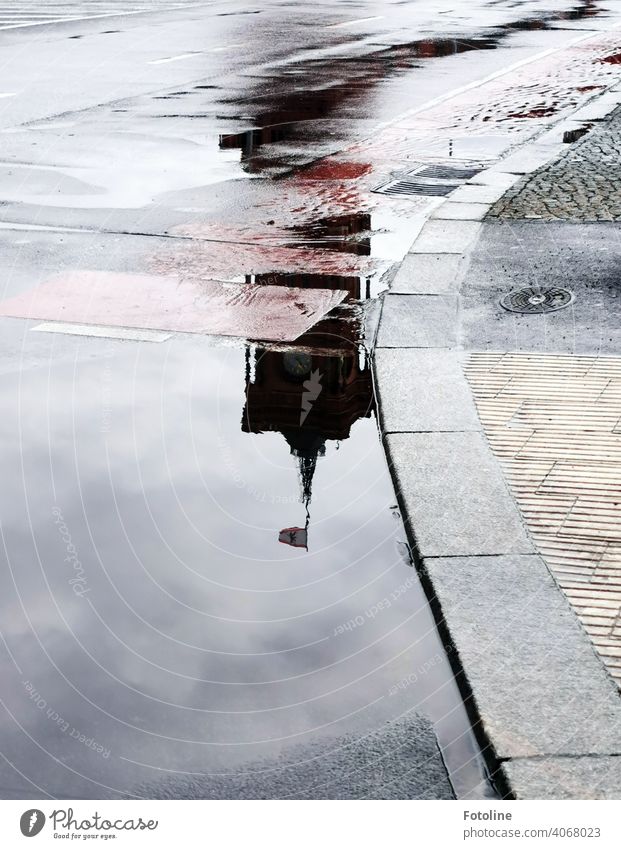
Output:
[{"xmin": 241, "ymin": 286, "xmax": 374, "ymax": 551}]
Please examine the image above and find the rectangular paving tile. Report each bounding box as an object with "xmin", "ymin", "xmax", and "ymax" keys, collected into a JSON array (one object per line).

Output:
[
  {"xmin": 500, "ymin": 756, "xmax": 621, "ymax": 800},
  {"xmin": 390, "ymin": 253, "xmax": 462, "ymax": 295},
  {"xmin": 488, "ymin": 144, "xmax": 562, "ymax": 175},
  {"xmin": 425, "ymin": 555, "xmax": 621, "ymax": 761},
  {"xmin": 377, "ymin": 294, "xmax": 457, "ymax": 348},
  {"xmin": 431, "ymin": 203, "xmax": 489, "ymax": 221},
  {"xmin": 0, "ymin": 270, "xmax": 346, "ymax": 343},
  {"xmin": 469, "ymin": 171, "xmax": 522, "ymax": 189},
  {"xmin": 448, "ymin": 184, "xmax": 509, "ymax": 205},
  {"xmin": 409, "ymin": 220, "xmax": 481, "ymax": 254},
  {"xmin": 385, "ymin": 432, "xmax": 534, "ymax": 556},
  {"xmin": 375, "ymin": 349, "xmax": 481, "ymax": 432}
]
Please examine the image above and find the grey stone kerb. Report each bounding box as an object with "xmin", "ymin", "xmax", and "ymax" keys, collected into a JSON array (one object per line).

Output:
[{"xmin": 373, "ymin": 106, "xmax": 621, "ymax": 800}]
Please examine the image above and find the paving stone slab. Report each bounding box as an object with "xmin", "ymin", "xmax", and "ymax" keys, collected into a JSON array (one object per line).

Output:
[
  {"xmin": 385, "ymin": 432, "xmax": 534, "ymax": 557},
  {"xmin": 449, "ymin": 184, "xmax": 508, "ymax": 205},
  {"xmin": 409, "ymin": 221, "xmax": 481, "ymax": 254},
  {"xmin": 431, "ymin": 202, "xmax": 489, "ymax": 221},
  {"xmin": 469, "ymin": 171, "xmax": 522, "ymax": 189},
  {"xmin": 377, "ymin": 294, "xmax": 457, "ymax": 348},
  {"xmin": 139, "ymin": 714, "xmax": 455, "ymax": 800},
  {"xmin": 500, "ymin": 756, "xmax": 621, "ymax": 800},
  {"xmin": 570, "ymin": 92, "xmax": 621, "ymax": 121},
  {"xmin": 424, "ymin": 555, "xmax": 621, "ymax": 761},
  {"xmin": 489, "ymin": 144, "xmax": 563, "ymax": 175},
  {"xmin": 536, "ymin": 120, "xmax": 592, "ymax": 146},
  {"xmin": 375, "ymin": 349, "xmax": 481, "ymax": 432},
  {"xmin": 390, "ymin": 253, "xmax": 463, "ymax": 295}
]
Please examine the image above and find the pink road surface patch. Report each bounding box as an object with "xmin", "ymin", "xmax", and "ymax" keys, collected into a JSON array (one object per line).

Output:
[{"xmin": 0, "ymin": 270, "xmax": 347, "ymax": 343}]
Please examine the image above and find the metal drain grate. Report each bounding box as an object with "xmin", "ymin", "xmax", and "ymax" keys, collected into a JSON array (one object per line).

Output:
[
  {"xmin": 416, "ymin": 164, "xmax": 482, "ymax": 180},
  {"xmin": 373, "ymin": 160, "xmax": 486, "ymax": 199},
  {"xmin": 500, "ymin": 286, "xmax": 574, "ymax": 314},
  {"xmin": 375, "ymin": 178, "xmax": 460, "ymax": 197}
]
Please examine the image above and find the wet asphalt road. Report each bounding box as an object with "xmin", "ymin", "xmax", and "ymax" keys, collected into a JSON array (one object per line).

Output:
[{"xmin": 1, "ymin": 0, "xmax": 621, "ymax": 800}]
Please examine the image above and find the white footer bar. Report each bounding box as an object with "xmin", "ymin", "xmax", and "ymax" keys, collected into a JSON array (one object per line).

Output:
[{"xmin": 1, "ymin": 800, "xmax": 620, "ymax": 848}]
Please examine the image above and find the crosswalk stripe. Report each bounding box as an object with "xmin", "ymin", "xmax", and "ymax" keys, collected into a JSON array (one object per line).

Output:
[{"xmin": 0, "ymin": 1, "xmax": 199, "ymax": 30}]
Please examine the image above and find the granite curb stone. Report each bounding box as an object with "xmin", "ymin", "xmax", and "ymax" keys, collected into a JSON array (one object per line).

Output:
[
  {"xmin": 424, "ymin": 555, "xmax": 621, "ymax": 762},
  {"xmin": 500, "ymin": 757, "xmax": 621, "ymax": 800},
  {"xmin": 389, "ymin": 253, "xmax": 463, "ymax": 295},
  {"xmin": 375, "ymin": 349, "xmax": 481, "ymax": 433},
  {"xmin": 385, "ymin": 432, "xmax": 535, "ymax": 558},
  {"xmin": 431, "ymin": 202, "xmax": 488, "ymax": 221},
  {"xmin": 376, "ymin": 294, "xmax": 457, "ymax": 348},
  {"xmin": 408, "ymin": 220, "xmax": 481, "ymax": 254}
]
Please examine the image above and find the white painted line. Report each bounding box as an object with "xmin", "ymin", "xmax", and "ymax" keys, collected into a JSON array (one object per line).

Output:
[
  {"xmin": 211, "ymin": 43, "xmax": 246, "ymax": 52},
  {"xmin": 22, "ymin": 123, "xmax": 76, "ymax": 130},
  {"xmin": 0, "ymin": 92, "xmax": 16, "ymax": 99},
  {"xmin": 0, "ymin": 221, "xmax": 87, "ymax": 233},
  {"xmin": 149, "ymin": 51, "xmax": 202, "ymax": 65},
  {"xmin": 326, "ymin": 16, "xmax": 383, "ymax": 29},
  {"xmin": 0, "ymin": 3, "xmax": 206, "ymax": 31},
  {"xmin": 31, "ymin": 322, "xmax": 172, "ymax": 343}
]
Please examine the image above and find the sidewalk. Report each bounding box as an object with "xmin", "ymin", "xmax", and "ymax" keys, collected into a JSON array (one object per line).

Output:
[{"xmin": 375, "ymin": 86, "xmax": 621, "ymax": 799}]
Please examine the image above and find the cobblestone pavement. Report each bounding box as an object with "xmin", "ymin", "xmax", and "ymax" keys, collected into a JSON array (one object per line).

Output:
[{"xmin": 490, "ymin": 104, "xmax": 621, "ymax": 220}]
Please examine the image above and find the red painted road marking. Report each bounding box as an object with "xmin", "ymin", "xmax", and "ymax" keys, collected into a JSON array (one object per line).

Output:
[{"xmin": 0, "ymin": 270, "xmax": 347, "ymax": 343}]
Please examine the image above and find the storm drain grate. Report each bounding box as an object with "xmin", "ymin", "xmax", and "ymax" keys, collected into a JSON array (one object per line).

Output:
[
  {"xmin": 500, "ymin": 286, "xmax": 574, "ymax": 314},
  {"xmin": 373, "ymin": 160, "xmax": 486, "ymax": 199},
  {"xmin": 376, "ymin": 179, "xmax": 460, "ymax": 197},
  {"xmin": 415, "ymin": 164, "xmax": 482, "ymax": 181}
]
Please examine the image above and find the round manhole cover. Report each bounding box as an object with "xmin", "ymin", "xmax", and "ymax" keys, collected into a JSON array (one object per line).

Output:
[{"xmin": 500, "ymin": 286, "xmax": 574, "ymax": 314}]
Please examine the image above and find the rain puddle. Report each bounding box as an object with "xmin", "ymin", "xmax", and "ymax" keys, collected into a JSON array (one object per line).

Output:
[
  {"xmin": 3, "ymin": 0, "xmax": 620, "ymax": 802},
  {"xmin": 0, "ymin": 327, "xmax": 491, "ymax": 799}
]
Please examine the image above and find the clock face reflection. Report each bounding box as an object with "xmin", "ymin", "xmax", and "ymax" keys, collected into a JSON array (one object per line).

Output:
[{"xmin": 283, "ymin": 351, "xmax": 312, "ymax": 379}]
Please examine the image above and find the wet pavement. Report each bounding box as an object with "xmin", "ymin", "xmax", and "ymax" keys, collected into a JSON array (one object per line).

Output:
[
  {"xmin": 2, "ymin": 0, "xmax": 621, "ymax": 800},
  {"xmin": 0, "ymin": 227, "xmax": 486, "ymax": 799}
]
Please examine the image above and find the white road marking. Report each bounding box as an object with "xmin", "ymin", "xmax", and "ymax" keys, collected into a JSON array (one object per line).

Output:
[
  {"xmin": 0, "ymin": 92, "xmax": 16, "ymax": 99},
  {"xmin": 211, "ymin": 43, "xmax": 246, "ymax": 52},
  {"xmin": 0, "ymin": 221, "xmax": 87, "ymax": 233},
  {"xmin": 149, "ymin": 51, "xmax": 202, "ymax": 65},
  {"xmin": 326, "ymin": 16, "xmax": 384, "ymax": 29},
  {"xmin": 31, "ymin": 322, "xmax": 172, "ymax": 342},
  {"xmin": 0, "ymin": 2, "xmax": 204, "ymax": 32}
]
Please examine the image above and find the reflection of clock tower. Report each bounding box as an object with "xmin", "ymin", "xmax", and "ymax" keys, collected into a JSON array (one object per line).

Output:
[{"xmin": 241, "ymin": 340, "xmax": 374, "ymax": 549}]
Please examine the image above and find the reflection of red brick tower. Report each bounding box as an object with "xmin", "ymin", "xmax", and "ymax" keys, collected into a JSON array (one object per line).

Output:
[
  {"xmin": 245, "ymin": 269, "xmax": 371, "ymax": 352},
  {"xmin": 248, "ymin": 272, "xmax": 369, "ymax": 301},
  {"xmin": 241, "ymin": 344, "xmax": 373, "ymax": 442}
]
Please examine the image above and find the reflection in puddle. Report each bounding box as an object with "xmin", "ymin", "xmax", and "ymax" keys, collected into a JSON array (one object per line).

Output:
[
  {"xmin": 0, "ymin": 336, "xmax": 489, "ymax": 799},
  {"xmin": 507, "ymin": 105, "xmax": 558, "ymax": 119},
  {"xmin": 243, "ymin": 338, "xmax": 373, "ymax": 551},
  {"xmin": 502, "ymin": 0, "xmax": 599, "ymax": 29},
  {"xmin": 288, "ymin": 212, "xmax": 372, "ymax": 256},
  {"xmin": 246, "ymin": 271, "xmax": 371, "ymax": 301},
  {"xmin": 214, "ymin": 1, "xmax": 603, "ymax": 175}
]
